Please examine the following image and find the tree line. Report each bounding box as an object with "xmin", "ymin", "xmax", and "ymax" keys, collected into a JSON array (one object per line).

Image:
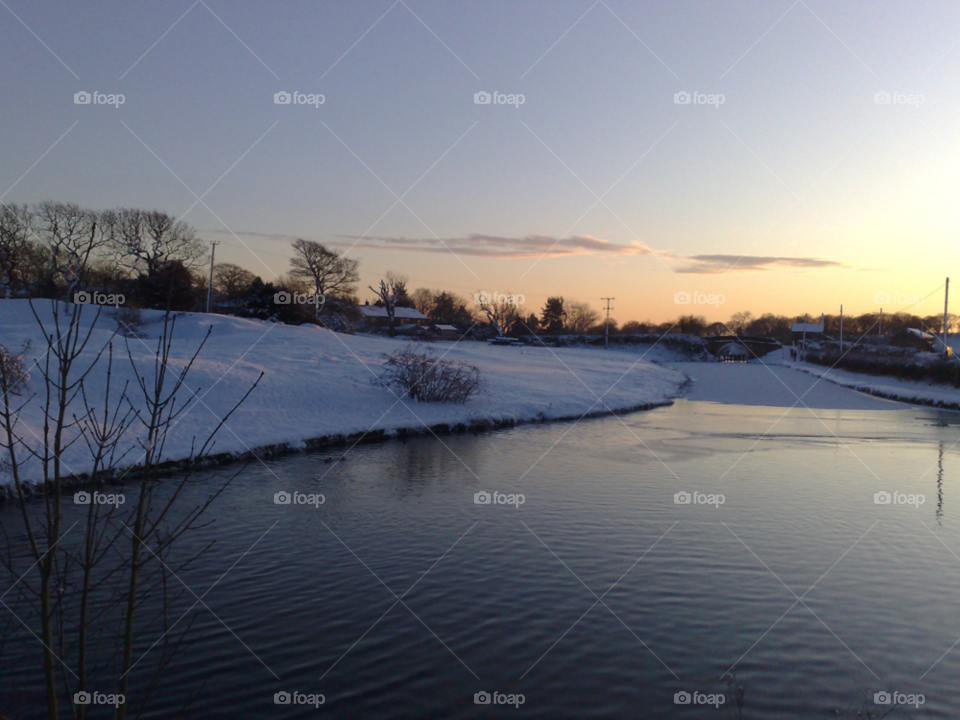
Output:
[{"xmin": 3, "ymin": 201, "xmax": 952, "ymax": 340}]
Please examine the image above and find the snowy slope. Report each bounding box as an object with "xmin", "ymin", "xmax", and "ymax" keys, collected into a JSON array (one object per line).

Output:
[
  {"xmin": 0, "ymin": 300, "xmax": 685, "ymax": 486},
  {"xmin": 782, "ymin": 358, "xmax": 960, "ymax": 410}
]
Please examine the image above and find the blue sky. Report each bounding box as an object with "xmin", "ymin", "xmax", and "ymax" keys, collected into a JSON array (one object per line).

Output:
[{"xmin": 2, "ymin": 1, "xmax": 958, "ymax": 321}]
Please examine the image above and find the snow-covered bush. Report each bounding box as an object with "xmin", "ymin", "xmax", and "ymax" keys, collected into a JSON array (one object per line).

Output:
[{"xmin": 377, "ymin": 347, "xmax": 483, "ymax": 403}]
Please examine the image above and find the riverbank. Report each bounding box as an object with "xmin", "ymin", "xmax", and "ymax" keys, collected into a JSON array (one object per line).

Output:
[
  {"xmin": 0, "ymin": 300, "xmax": 686, "ymax": 491},
  {"xmin": 784, "ymin": 358, "xmax": 960, "ymax": 411}
]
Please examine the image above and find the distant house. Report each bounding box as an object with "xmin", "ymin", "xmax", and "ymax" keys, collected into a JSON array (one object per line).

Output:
[
  {"xmin": 791, "ymin": 320, "xmax": 824, "ymax": 344},
  {"xmin": 432, "ymin": 324, "xmax": 460, "ymax": 340},
  {"xmin": 356, "ymin": 302, "xmax": 428, "ymax": 327},
  {"xmin": 891, "ymin": 327, "xmax": 935, "ymax": 351}
]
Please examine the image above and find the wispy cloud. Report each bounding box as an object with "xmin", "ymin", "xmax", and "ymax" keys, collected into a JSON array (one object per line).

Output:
[
  {"xmin": 210, "ymin": 229, "xmax": 847, "ymax": 274},
  {"xmin": 334, "ymin": 233, "xmax": 652, "ymax": 259},
  {"xmin": 675, "ymin": 254, "xmax": 846, "ymax": 274}
]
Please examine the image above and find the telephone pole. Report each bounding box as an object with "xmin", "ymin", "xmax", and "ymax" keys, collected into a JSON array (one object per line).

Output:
[
  {"xmin": 839, "ymin": 304, "xmax": 843, "ymax": 347},
  {"xmin": 206, "ymin": 241, "xmax": 220, "ymax": 313},
  {"xmin": 601, "ymin": 297, "xmax": 615, "ymax": 349},
  {"xmin": 943, "ymin": 277, "xmax": 950, "ymax": 357}
]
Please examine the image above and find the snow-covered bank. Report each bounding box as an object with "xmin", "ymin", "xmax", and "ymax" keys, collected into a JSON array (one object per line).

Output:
[
  {"xmin": 670, "ymin": 361, "xmax": 902, "ymax": 409},
  {"xmin": 783, "ymin": 358, "xmax": 960, "ymax": 411},
  {"xmin": 0, "ymin": 300, "xmax": 686, "ymax": 489}
]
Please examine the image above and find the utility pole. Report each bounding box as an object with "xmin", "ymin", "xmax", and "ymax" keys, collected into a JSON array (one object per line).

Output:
[
  {"xmin": 943, "ymin": 277, "xmax": 950, "ymax": 357},
  {"xmin": 601, "ymin": 297, "xmax": 615, "ymax": 349},
  {"xmin": 802, "ymin": 313, "xmax": 807, "ymax": 360},
  {"xmin": 879, "ymin": 307, "xmax": 883, "ymax": 337},
  {"xmin": 839, "ymin": 304, "xmax": 843, "ymax": 347},
  {"xmin": 206, "ymin": 241, "xmax": 220, "ymax": 313}
]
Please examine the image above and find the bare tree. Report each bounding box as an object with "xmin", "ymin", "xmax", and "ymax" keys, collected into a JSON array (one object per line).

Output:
[
  {"xmin": 409, "ymin": 288, "xmax": 436, "ymax": 317},
  {"xmin": 0, "ymin": 301, "xmax": 260, "ymax": 719},
  {"xmin": 212, "ymin": 262, "xmax": 256, "ymax": 300},
  {"xmin": 727, "ymin": 311, "xmax": 754, "ymax": 335},
  {"xmin": 565, "ymin": 301, "xmax": 600, "ymax": 333},
  {"xmin": 289, "ymin": 239, "xmax": 359, "ymax": 317},
  {"xmin": 35, "ymin": 202, "xmax": 112, "ymax": 294},
  {"xmin": 475, "ymin": 292, "xmax": 522, "ymax": 337},
  {"xmin": 0, "ymin": 203, "xmax": 35, "ymax": 298},
  {"xmin": 369, "ymin": 272, "xmax": 408, "ymax": 336},
  {"xmin": 107, "ymin": 209, "xmax": 204, "ymax": 278}
]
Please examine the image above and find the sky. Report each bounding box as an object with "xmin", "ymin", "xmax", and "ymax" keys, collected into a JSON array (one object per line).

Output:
[{"xmin": 1, "ymin": 0, "xmax": 958, "ymax": 324}]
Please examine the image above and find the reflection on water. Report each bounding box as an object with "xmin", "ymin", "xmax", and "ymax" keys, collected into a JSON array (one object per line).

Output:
[{"xmin": 2, "ymin": 399, "xmax": 960, "ymax": 718}]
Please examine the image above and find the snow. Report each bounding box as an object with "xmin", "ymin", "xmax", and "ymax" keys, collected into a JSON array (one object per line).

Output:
[
  {"xmin": 670, "ymin": 361, "xmax": 902, "ymax": 410},
  {"xmin": 0, "ymin": 300, "xmax": 685, "ymax": 487},
  {"xmin": 781, "ymin": 357, "xmax": 960, "ymax": 410}
]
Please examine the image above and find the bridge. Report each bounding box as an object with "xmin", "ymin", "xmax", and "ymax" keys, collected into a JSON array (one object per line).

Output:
[{"xmin": 704, "ymin": 335, "xmax": 782, "ymax": 359}]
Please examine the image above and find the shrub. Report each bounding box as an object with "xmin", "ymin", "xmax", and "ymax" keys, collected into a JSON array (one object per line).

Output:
[
  {"xmin": 112, "ymin": 304, "xmax": 146, "ymax": 338},
  {"xmin": 377, "ymin": 347, "xmax": 483, "ymax": 403},
  {"xmin": 0, "ymin": 341, "xmax": 31, "ymax": 396}
]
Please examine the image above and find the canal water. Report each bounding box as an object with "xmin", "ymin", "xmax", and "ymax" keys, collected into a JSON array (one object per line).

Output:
[{"xmin": 3, "ymin": 366, "xmax": 960, "ymax": 718}]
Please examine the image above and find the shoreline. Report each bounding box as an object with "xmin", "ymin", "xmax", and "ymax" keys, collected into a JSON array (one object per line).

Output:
[
  {"xmin": 787, "ymin": 362, "xmax": 960, "ymax": 412},
  {"xmin": 0, "ymin": 394, "xmax": 681, "ymax": 502}
]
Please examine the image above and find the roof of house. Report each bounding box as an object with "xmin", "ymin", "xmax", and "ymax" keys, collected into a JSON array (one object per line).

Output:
[
  {"xmin": 791, "ymin": 322, "xmax": 824, "ymax": 333},
  {"xmin": 902, "ymin": 327, "xmax": 935, "ymax": 340},
  {"xmin": 433, "ymin": 324, "xmax": 458, "ymax": 331},
  {"xmin": 357, "ymin": 305, "xmax": 427, "ymax": 320}
]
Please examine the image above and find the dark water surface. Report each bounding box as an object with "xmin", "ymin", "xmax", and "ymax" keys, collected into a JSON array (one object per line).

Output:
[{"xmin": 4, "ymin": 393, "xmax": 960, "ymax": 718}]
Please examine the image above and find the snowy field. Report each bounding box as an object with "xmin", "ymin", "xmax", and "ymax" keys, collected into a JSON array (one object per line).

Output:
[{"xmin": 0, "ymin": 300, "xmax": 686, "ymax": 487}]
